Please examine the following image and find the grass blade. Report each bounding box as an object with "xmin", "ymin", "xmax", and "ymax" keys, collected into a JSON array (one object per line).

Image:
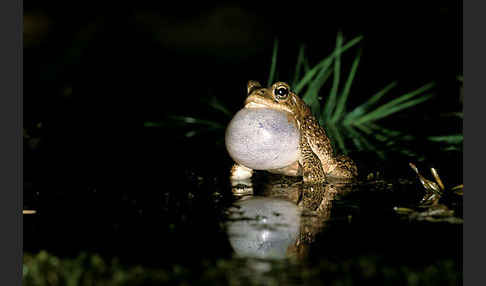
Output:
[
  {"xmin": 368, "ymin": 123, "xmax": 414, "ymax": 141},
  {"xmin": 345, "ymin": 126, "xmax": 364, "ymax": 151},
  {"xmin": 347, "ymin": 82, "xmax": 434, "ymax": 125},
  {"xmin": 428, "ymin": 134, "xmax": 463, "ymax": 144},
  {"xmin": 296, "ymin": 57, "xmax": 332, "ymax": 95},
  {"xmin": 303, "ymin": 65, "xmax": 333, "ymax": 116},
  {"xmin": 324, "ymin": 32, "xmax": 343, "ymax": 120},
  {"xmin": 326, "ymin": 124, "xmax": 347, "ymax": 154},
  {"xmin": 167, "ymin": 115, "xmax": 226, "ymax": 129},
  {"xmin": 344, "ymin": 81, "xmax": 398, "ymax": 124},
  {"xmin": 354, "ymin": 93, "xmax": 434, "ymax": 124},
  {"xmin": 331, "ymin": 48, "xmax": 361, "ymax": 123},
  {"xmin": 267, "ymin": 38, "xmax": 279, "ymax": 86},
  {"xmin": 354, "ymin": 124, "xmax": 384, "ymax": 149},
  {"xmin": 375, "ymin": 82, "xmax": 435, "ymax": 110},
  {"xmin": 303, "ymin": 56, "xmax": 310, "ymax": 73},
  {"xmin": 292, "ymin": 45, "xmax": 306, "ymax": 86},
  {"xmin": 294, "ymin": 35, "xmax": 363, "ymax": 93},
  {"xmin": 207, "ymin": 96, "xmax": 232, "ymax": 117},
  {"xmin": 185, "ymin": 125, "xmax": 225, "ymax": 138},
  {"xmin": 359, "ymin": 82, "xmax": 435, "ymax": 119},
  {"xmin": 355, "ymin": 123, "xmax": 373, "ymax": 135},
  {"xmin": 345, "ymin": 125, "xmax": 377, "ymax": 152},
  {"xmin": 361, "ymin": 82, "xmax": 399, "ymax": 107},
  {"xmin": 144, "ymin": 121, "xmax": 163, "ymax": 127}
]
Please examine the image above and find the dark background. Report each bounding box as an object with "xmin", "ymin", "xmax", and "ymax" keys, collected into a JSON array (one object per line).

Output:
[{"xmin": 23, "ymin": 1, "xmax": 462, "ymax": 264}]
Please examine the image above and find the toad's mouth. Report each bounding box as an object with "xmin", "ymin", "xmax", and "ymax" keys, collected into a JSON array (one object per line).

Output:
[
  {"xmin": 244, "ymin": 95, "xmax": 294, "ymax": 115},
  {"xmin": 244, "ymin": 95, "xmax": 273, "ymax": 109},
  {"xmin": 244, "ymin": 101, "xmax": 268, "ymax": 108}
]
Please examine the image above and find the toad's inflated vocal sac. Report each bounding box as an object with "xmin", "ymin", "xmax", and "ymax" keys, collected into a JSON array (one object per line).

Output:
[{"xmin": 225, "ymin": 81, "xmax": 357, "ymax": 184}]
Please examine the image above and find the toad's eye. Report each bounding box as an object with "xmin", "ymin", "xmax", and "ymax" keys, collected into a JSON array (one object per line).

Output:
[{"xmin": 275, "ymin": 86, "xmax": 289, "ymax": 99}]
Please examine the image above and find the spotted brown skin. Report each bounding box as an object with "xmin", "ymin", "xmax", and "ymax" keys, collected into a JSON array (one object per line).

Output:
[{"xmin": 231, "ymin": 80, "xmax": 357, "ymax": 184}]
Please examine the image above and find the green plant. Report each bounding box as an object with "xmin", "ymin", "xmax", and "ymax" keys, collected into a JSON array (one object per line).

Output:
[
  {"xmin": 270, "ymin": 33, "xmax": 435, "ymax": 128},
  {"xmin": 263, "ymin": 33, "xmax": 436, "ymax": 156},
  {"xmin": 147, "ymin": 33, "xmax": 439, "ymax": 156},
  {"xmin": 144, "ymin": 95, "xmax": 231, "ymax": 144}
]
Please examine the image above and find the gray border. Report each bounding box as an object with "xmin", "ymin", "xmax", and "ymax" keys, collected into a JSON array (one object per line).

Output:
[
  {"xmin": 0, "ymin": 2, "xmax": 465, "ymax": 285},
  {"xmin": 0, "ymin": 0, "xmax": 22, "ymax": 285},
  {"xmin": 464, "ymin": 1, "xmax": 481, "ymax": 286}
]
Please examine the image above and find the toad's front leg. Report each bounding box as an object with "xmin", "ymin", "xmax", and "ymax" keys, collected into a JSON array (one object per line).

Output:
[{"xmin": 298, "ymin": 136, "xmax": 327, "ymax": 184}]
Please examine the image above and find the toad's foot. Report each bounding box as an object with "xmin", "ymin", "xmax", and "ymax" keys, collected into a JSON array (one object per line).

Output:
[
  {"xmin": 327, "ymin": 155, "xmax": 358, "ymax": 180},
  {"xmin": 230, "ymin": 163, "xmax": 254, "ymax": 181}
]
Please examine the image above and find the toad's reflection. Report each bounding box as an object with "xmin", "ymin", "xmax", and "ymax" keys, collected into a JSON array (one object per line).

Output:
[
  {"xmin": 227, "ymin": 175, "xmax": 353, "ymax": 260},
  {"xmin": 226, "ymin": 197, "xmax": 301, "ymax": 259}
]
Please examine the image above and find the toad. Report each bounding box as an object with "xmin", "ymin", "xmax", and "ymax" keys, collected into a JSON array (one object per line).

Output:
[{"xmin": 228, "ymin": 81, "xmax": 358, "ymax": 184}]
